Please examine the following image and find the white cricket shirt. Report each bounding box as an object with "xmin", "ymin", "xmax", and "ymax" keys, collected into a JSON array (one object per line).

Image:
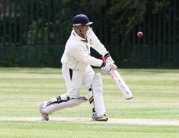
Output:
[{"xmin": 61, "ymin": 28, "xmax": 109, "ymax": 70}]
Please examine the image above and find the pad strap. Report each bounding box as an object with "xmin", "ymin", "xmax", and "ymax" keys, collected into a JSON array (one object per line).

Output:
[{"xmin": 47, "ymin": 95, "xmax": 70, "ymax": 106}]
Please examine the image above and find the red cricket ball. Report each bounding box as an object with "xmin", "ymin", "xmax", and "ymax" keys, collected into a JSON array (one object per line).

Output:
[{"xmin": 137, "ymin": 31, "xmax": 143, "ymax": 38}]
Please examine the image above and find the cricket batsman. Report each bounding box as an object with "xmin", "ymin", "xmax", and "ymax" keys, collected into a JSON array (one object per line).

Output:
[{"xmin": 38, "ymin": 14, "xmax": 117, "ymax": 121}]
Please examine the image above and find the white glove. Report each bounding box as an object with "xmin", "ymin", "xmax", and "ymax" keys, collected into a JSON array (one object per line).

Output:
[
  {"xmin": 106, "ymin": 56, "xmax": 114, "ymax": 64},
  {"xmin": 101, "ymin": 63, "xmax": 117, "ymax": 74}
]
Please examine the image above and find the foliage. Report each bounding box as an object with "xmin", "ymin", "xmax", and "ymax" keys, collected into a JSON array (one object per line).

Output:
[
  {"xmin": 107, "ymin": 0, "xmax": 147, "ymax": 37},
  {"xmin": 0, "ymin": 0, "xmax": 177, "ymax": 68},
  {"xmin": 146, "ymin": 0, "xmax": 171, "ymax": 14},
  {"xmin": 107, "ymin": 0, "xmax": 170, "ymax": 40}
]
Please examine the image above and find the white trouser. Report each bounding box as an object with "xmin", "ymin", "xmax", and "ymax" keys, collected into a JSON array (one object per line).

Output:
[
  {"xmin": 62, "ymin": 65, "xmax": 95, "ymax": 98},
  {"xmin": 40, "ymin": 65, "xmax": 106, "ymax": 116}
]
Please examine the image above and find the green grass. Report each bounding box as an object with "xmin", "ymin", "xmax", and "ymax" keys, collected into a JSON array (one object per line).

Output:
[{"xmin": 0, "ymin": 68, "xmax": 179, "ymax": 138}]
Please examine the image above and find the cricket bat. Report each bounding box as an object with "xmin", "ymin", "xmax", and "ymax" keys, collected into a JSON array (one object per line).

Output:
[
  {"xmin": 102, "ymin": 56, "xmax": 133, "ymax": 100},
  {"xmin": 109, "ymin": 68, "xmax": 133, "ymax": 100}
]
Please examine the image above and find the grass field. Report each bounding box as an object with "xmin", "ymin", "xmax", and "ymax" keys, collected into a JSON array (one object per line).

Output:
[{"xmin": 0, "ymin": 67, "xmax": 179, "ymax": 138}]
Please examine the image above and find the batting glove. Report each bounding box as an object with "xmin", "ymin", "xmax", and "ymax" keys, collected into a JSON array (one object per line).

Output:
[
  {"xmin": 106, "ymin": 56, "xmax": 114, "ymax": 64},
  {"xmin": 101, "ymin": 63, "xmax": 117, "ymax": 74},
  {"xmin": 103, "ymin": 53, "xmax": 114, "ymax": 63}
]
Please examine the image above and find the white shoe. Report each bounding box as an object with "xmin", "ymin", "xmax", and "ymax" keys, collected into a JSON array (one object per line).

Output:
[
  {"xmin": 38, "ymin": 103, "xmax": 49, "ymax": 121},
  {"xmin": 91, "ymin": 113, "xmax": 108, "ymax": 121}
]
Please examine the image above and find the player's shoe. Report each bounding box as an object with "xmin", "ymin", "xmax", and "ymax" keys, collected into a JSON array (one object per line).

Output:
[
  {"xmin": 38, "ymin": 103, "xmax": 49, "ymax": 121},
  {"xmin": 91, "ymin": 113, "xmax": 108, "ymax": 121}
]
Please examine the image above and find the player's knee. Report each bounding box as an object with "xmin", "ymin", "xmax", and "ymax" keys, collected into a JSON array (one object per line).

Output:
[{"xmin": 92, "ymin": 73, "xmax": 103, "ymax": 93}]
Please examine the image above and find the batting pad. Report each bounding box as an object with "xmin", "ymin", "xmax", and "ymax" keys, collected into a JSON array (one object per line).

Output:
[
  {"xmin": 92, "ymin": 73, "xmax": 106, "ymax": 117},
  {"xmin": 41, "ymin": 96, "xmax": 87, "ymax": 115}
]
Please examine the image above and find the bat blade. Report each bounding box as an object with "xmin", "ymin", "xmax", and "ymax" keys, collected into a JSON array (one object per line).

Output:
[{"xmin": 109, "ymin": 69, "xmax": 133, "ymax": 100}]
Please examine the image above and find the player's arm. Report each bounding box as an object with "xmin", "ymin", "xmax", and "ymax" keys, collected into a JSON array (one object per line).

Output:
[
  {"xmin": 88, "ymin": 28, "xmax": 114, "ymax": 63},
  {"xmin": 70, "ymin": 43, "xmax": 117, "ymax": 74},
  {"xmin": 70, "ymin": 44, "xmax": 104, "ymax": 67}
]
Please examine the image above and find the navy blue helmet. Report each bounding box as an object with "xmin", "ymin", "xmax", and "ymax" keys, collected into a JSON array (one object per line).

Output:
[{"xmin": 72, "ymin": 14, "xmax": 93, "ymax": 27}]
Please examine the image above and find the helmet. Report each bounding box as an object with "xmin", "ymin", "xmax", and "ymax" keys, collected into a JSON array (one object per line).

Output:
[{"xmin": 72, "ymin": 14, "xmax": 93, "ymax": 27}]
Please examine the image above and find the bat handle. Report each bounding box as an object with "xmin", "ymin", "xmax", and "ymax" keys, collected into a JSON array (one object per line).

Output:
[{"xmin": 110, "ymin": 68, "xmax": 114, "ymax": 71}]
